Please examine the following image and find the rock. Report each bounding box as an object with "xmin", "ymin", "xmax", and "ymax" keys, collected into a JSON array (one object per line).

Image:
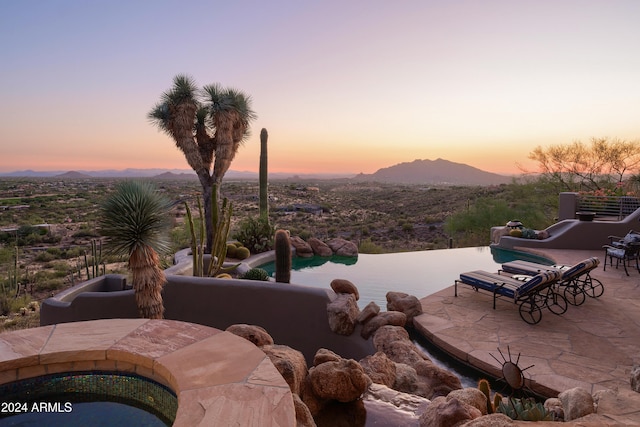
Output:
[
  {"xmin": 373, "ymin": 325, "xmax": 427, "ymax": 366},
  {"xmin": 544, "ymin": 397, "xmax": 564, "ymax": 421},
  {"xmin": 631, "ymin": 364, "xmax": 640, "ymax": 393},
  {"xmin": 330, "ymin": 278, "xmax": 359, "ymax": 300},
  {"xmin": 292, "ymin": 393, "xmax": 317, "ymax": 427},
  {"xmin": 225, "ymin": 324, "xmax": 274, "ymax": 347},
  {"xmin": 327, "ymin": 293, "xmax": 359, "ymax": 335},
  {"xmin": 356, "ymin": 301, "xmax": 380, "ymax": 324},
  {"xmin": 386, "ymin": 291, "xmax": 423, "ymax": 323},
  {"xmin": 393, "ymin": 363, "xmax": 419, "ymax": 394},
  {"xmin": 415, "ymin": 360, "xmax": 463, "ymax": 398},
  {"xmin": 308, "ymin": 358, "xmax": 371, "ymax": 402},
  {"xmin": 290, "ymin": 235, "xmax": 314, "ymax": 257},
  {"xmin": 262, "ymin": 344, "xmax": 308, "ymax": 395},
  {"xmin": 327, "ymin": 238, "xmax": 359, "ymax": 257},
  {"xmin": 361, "ymin": 311, "xmax": 407, "ymax": 339},
  {"xmin": 558, "ymin": 387, "xmax": 595, "ymax": 421},
  {"xmin": 313, "ymin": 348, "xmax": 342, "ymax": 366},
  {"xmin": 359, "ymin": 351, "xmax": 397, "ymax": 387},
  {"xmin": 308, "ymin": 237, "xmax": 333, "ymax": 257},
  {"xmin": 364, "ymin": 383, "xmax": 430, "ymax": 424},
  {"xmin": 447, "ymin": 388, "xmax": 489, "ymax": 415},
  {"xmin": 462, "ymin": 413, "xmax": 516, "ymax": 426},
  {"xmin": 419, "ymin": 396, "xmax": 476, "ymax": 427}
]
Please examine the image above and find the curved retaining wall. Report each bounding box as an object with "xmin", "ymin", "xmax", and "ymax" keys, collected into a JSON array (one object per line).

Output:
[
  {"xmin": 493, "ymin": 206, "xmax": 640, "ymax": 250},
  {"xmin": 40, "ymin": 257, "xmax": 374, "ymax": 365}
]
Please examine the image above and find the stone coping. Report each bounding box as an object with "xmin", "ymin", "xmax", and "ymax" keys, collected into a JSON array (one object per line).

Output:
[{"xmin": 0, "ymin": 319, "xmax": 295, "ymax": 426}]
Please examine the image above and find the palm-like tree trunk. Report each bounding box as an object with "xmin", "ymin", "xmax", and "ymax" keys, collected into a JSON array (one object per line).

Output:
[{"xmin": 129, "ymin": 245, "xmax": 165, "ymax": 319}]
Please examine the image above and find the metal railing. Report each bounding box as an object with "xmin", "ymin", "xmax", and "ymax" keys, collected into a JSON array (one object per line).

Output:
[{"xmin": 577, "ymin": 195, "xmax": 640, "ymax": 220}]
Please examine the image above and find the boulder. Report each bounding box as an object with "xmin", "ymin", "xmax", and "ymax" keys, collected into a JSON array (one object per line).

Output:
[
  {"xmin": 415, "ymin": 360, "xmax": 463, "ymax": 398},
  {"xmin": 364, "ymin": 383, "xmax": 431, "ymax": 425},
  {"xmin": 631, "ymin": 364, "xmax": 640, "ymax": 393},
  {"xmin": 386, "ymin": 291, "xmax": 423, "ymax": 323},
  {"xmin": 292, "ymin": 393, "xmax": 316, "ymax": 427},
  {"xmin": 290, "ymin": 235, "xmax": 314, "ymax": 257},
  {"xmin": 330, "ymin": 278, "xmax": 359, "ymax": 300},
  {"xmin": 544, "ymin": 397, "xmax": 564, "ymax": 421},
  {"xmin": 262, "ymin": 344, "xmax": 308, "ymax": 395},
  {"xmin": 558, "ymin": 387, "xmax": 595, "ymax": 421},
  {"xmin": 373, "ymin": 325, "xmax": 427, "ymax": 366},
  {"xmin": 361, "ymin": 311, "xmax": 407, "ymax": 339},
  {"xmin": 462, "ymin": 413, "xmax": 516, "ymax": 426},
  {"xmin": 327, "ymin": 238, "xmax": 359, "ymax": 257},
  {"xmin": 447, "ymin": 387, "xmax": 489, "ymax": 415},
  {"xmin": 308, "ymin": 358, "xmax": 371, "ymax": 402},
  {"xmin": 419, "ymin": 396, "xmax": 477, "ymax": 427},
  {"xmin": 308, "ymin": 237, "xmax": 333, "ymax": 257},
  {"xmin": 327, "ymin": 293, "xmax": 359, "ymax": 335},
  {"xmin": 225, "ymin": 324, "xmax": 274, "ymax": 347},
  {"xmin": 359, "ymin": 351, "xmax": 397, "ymax": 387},
  {"xmin": 393, "ymin": 363, "xmax": 419, "ymax": 394},
  {"xmin": 313, "ymin": 348, "xmax": 342, "ymax": 366},
  {"xmin": 356, "ymin": 301, "xmax": 380, "ymax": 324}
]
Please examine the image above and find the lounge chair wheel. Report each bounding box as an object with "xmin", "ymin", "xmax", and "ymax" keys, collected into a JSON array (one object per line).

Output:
[
  {"xmin": 518, "ymin": 300, "xmax": 542, "ymax": 324},
  {"xmin": 563, "ymin": 285, "xmax": 586, "ymax": 306},
  {"xmin": 584, "ymin": 277, "xmax": 604, "ymax": 298},
  {"xmin": 545, "ymin": 291, "xmax": 568, "ymax": 315}
]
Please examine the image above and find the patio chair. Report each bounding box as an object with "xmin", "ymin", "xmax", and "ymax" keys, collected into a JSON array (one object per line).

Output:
[
  {"xmin": 603, "ymin": 230, "xmax": 640, "ymax": 276},
  {"xmin": 500, "ymin": 257, "xmax": 603, "ymax": 306},
  {"xmin": 454, "ymin": 270, "xmax": 564, "ymax": 325}
]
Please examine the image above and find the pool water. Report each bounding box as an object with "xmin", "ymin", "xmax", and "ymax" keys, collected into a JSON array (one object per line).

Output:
[
  {"xmin": 261, "ymin": 246, "xmax": 552, "ymax": 310},
  {"xmin": 0, "ymin": 371, "xmax": 176, "ymax": 427}
]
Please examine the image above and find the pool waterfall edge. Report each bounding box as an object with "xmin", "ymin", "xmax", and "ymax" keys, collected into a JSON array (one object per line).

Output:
[{"xmin": 0, "ymin": 319, "xmax": 296, "ymax": 426}]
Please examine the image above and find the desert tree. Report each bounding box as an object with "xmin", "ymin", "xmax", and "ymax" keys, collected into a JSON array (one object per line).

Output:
[
  {"xmin": 527, "ymin": 137, "xmax": 640, "ymax": 192},
  {"xmin": 99, "ymin": 181, "xmax": 173, "ymax": 319},
  {"xmin": 148, "ymin": 75, "xmax": 256, "ymax": 252}
]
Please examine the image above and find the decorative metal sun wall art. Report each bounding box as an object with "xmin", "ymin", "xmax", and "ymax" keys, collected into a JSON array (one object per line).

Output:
[{"xmin": 491, "ymin": 346, "xmax": 535, "ymax": 395}]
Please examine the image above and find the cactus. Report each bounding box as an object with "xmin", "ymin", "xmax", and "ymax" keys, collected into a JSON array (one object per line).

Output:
[
  {"xmin": 83, "ymin": 239, "xmax": 105, "ymax": 279},
  {"xmin": 274, "ymin": 229, "xmax": 291, "ymax": 283},
  {"xmin": 235, "ymin": 246, "xmax": 251, "ymax": 260},
  {"xmin": 241, "ymin": 268, "xmax": 270, "ymax": 281},
  {"xmin": 226, "ymin": 243, "xmax": 238, "ymax": 258},
  {"xmin": 477, "ymin": 379, "xmax": 493, "ymax": 414},
  {"xmin": 259, "ymin": 128, "xmax": 269, "ymax": 221},
  {"xmin": 184, "ymin": 184, "xmax": 239, "ymax": 277},
  {"xmin": 493, "ymin": 393, "xmax": 503, "ymax": 413}
]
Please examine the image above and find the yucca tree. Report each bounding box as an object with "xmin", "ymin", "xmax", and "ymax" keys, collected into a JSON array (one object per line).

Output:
[
  {"xmin": 99, "ymin": 181, "xmax": 173, "ymax": 319},
  {"xmin": 148, "ymin": 75, "xmax": 256, "ymax": 252}
]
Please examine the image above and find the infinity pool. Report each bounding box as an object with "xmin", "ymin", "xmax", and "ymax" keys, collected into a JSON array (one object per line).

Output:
[{"xmin": 261, "ymin": 246, "xmax": 552, "ymax": 310}]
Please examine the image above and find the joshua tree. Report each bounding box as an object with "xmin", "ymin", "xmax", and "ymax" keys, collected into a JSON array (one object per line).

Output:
[
  {"xmin": 99, "ymin": 181, "xmax": 173, "ymax": 319},
  {"xmin": 148, "ymin": 75, "xmax": 256, "ymax": 252}
]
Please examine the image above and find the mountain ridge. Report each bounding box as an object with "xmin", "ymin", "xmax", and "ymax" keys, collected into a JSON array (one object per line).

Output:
[{"xmin": 0, "ymin": 158, "xmax": 513, "ymax": 185}]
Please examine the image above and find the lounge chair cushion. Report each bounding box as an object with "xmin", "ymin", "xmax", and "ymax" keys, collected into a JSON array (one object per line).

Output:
[{"xmin": 458, "ymin": 270, "xmax": 559, "ymax": 302}]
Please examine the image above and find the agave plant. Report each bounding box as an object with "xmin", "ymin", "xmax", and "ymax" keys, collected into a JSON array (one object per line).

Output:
[{"xmin": 99, "ymin": 181, "xmax": 173, "ymax": 319}]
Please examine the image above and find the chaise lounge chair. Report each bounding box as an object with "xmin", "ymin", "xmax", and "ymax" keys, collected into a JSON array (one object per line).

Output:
[
  {"xmin": 500, "ymin": 257, "xmax": 602, "ymax": 306},
  {"xmin": 454, "ymin": 270, "xmax": 564, "ymax": 325}
]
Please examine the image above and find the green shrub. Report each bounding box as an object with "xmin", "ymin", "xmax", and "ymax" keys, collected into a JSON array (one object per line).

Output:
[
  {"xmin": 358, "ymin": 238, "xmax": 384, "ymax": 254},
  {"xmin": 241, "ymin": 268, "xmax": 270, "ymax": 281},
  {"xmin": 233, "ymin": 216, "xmax": 275, "ymax": 254}
]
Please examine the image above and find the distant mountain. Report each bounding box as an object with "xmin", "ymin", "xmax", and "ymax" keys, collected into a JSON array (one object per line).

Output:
[
  {"xmin": 353, "ymin": 158, "xmax": 511, "ymax": 185},
  {"xmin": 54, "ymin": 170, "xmax": 93, "ymax": 179}
]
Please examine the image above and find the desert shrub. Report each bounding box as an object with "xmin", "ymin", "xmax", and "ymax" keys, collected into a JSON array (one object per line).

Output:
[
  {"xmin": 72, "ymin": 224, "xmax": 100, "ymax": 238},
  {"xmin": 358, "ymin": 238, "xmax": 384, "ymax": 254},
  {"xmin": 241, "ymin": 268, "xmax": 270, "ymax": 281},
  {"xmin": 233, "ymin": 216, "xmax": 275, "ymax": 254},
  {"xmin": 34, "ymin": 251, "xmax": 57, "ymax": 263}
]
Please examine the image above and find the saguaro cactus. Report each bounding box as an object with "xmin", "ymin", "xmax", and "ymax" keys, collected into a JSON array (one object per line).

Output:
[
  {"xmin": 259, "ymin": 128, "xmax": 269, "ymax": 220},
  {"xmin": 274, "ymin": 229, "xmax": 291, "ymax": 283}
]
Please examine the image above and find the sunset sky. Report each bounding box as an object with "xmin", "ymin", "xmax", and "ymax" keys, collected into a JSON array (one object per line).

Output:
[{"xmin": 1, "ymin": 1, "xmax": 639, "ymax": 176}]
